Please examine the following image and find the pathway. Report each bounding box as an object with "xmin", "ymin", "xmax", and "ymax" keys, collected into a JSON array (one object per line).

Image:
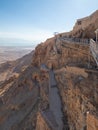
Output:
[
  {"xmin": 40, "ymin": 64, "xmax": 64, "ymax": 130},
  {"xmin": 49, "ymin": 69, "xmax": 63, "ymax": 130}
]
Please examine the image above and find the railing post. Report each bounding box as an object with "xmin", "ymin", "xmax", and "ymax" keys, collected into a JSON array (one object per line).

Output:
[
  {"xmin": 95, "ymin": 29, "xmax": 98, "ymax": 43},
  {"xmin": 90, "ymin": 38, "xmax": 98, "ymax": 66}
]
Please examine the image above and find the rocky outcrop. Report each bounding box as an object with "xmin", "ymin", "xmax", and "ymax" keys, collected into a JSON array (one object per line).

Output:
[
  {"xmin": 70, "ymin": 10, "xmax": 98, "ymax": 39},
  {"xmin": 32, "ymin": 38, "xmax": 91, "ymax": 69}
]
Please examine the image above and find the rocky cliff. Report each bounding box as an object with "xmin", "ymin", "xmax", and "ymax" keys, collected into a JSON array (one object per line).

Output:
[
  {"xmin": 0, "ymin": 10, "xmax": 98, "ymax": 130},
  {"xmin": 60, "ymin": 10, "xmax": 98, "ymax": 39},
  {"xmin": 70, "ymin": 10, "xmax": 98, "ymax": 39}
]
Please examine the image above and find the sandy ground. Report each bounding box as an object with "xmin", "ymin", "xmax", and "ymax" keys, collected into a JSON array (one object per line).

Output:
[{"xmin": 0, "ymin": 46, "xmax": 33, "ymax": 64}]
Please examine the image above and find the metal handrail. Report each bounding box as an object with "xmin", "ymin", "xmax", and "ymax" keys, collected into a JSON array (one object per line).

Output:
[{"xmin": 60, "ymin": 37, "xmax": 90, "ymax": 44}]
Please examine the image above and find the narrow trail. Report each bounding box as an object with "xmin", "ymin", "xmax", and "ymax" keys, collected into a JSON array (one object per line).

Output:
[
  {"xmin": 41, "ymin": 64, "xmax": 64, "ymax": 130},
  {"xmin": 49, "ymin": 70, "xmax": 63, "ymax": 130}
]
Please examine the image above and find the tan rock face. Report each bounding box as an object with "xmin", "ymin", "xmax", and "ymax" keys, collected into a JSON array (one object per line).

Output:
[
  {"xmin": 32, "ymin": 37, "xmax": 93, "ymax": 70},
  {"xmin": 70, "ymin": 10, "xmax": 98, "ymax": 39},
  {"xmin": 66, "ymin": 66, "xmax": 88, "ymax": 78},
  {"xmin": 55, "ymin": 69, "xmax": 98, "ymax": 130}
]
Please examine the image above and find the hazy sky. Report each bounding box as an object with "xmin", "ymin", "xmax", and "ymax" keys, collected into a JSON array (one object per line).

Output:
[{"xmin": 0, "ymin": 0, "xmax": 98, "ymax": 46}]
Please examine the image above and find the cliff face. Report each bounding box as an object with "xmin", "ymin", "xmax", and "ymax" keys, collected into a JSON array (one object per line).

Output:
[{"xmin": 70, "ymin": 10, "xmax": 98, "ymax": 39}]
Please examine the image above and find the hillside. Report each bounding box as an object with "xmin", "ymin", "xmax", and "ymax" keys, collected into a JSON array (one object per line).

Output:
[
  {"xmin": 0, "ymin": 46, "xmax": 33, "ymax": 64},
  {"xmin": 0, "ymin": 10, "xmax": 98, "ymax": 130},
  {"xmin": 0, "ymin": 51, "xmax": 34, "ymax": 83}
]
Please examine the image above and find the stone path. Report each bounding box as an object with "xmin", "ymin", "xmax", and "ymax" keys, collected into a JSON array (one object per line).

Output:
[
  {"xmin": 49, "ymin": 70, "xmax": 57, "ymax": 88},
  {"xmin": 40, "ymin": 64, "xmax": 63, "ymax": 130},
  {"xmin": 49, "ymin": 69, "xmax": 63, "ymax": 130}
]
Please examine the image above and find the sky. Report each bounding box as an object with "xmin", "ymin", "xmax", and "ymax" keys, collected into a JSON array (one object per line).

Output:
[{"xmin": 0, "ymin": 0, "xmax": 98, "ymax": 46}]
